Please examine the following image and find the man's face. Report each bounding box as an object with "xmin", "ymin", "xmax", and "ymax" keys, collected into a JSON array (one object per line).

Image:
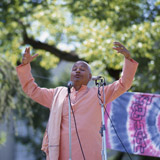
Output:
[{"xmin": 71, "ymin": 61, "xmax": 92, "ymax": 86}]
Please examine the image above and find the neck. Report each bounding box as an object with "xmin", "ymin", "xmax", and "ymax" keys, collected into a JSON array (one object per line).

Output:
[
  {"xmin": 74, "ymin": 85, "xmax": 82, "ymax": 91},
  {"xmin": 73, "ymin": 82, "xmax": 88, "ymax": 91}
]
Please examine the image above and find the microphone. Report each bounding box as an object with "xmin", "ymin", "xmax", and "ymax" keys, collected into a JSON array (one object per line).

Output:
[
  {"xmin": 92, "ymin": 76, "xmax": 102, "ymax": 81},
  {"xmin": 67, "ymin": 81, "xmax": 74, "ymax": 93},
  {"xmin": 67, "ymin": 81, "xmax": 74, "ymax": 88}
]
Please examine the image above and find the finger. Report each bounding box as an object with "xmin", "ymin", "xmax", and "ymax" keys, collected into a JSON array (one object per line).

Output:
[
  {"xmin": 24, "ymin": 48, "xmax": 27, "ymax": 53},
  {"xmin": 112, "ymin": 46, "xmax": 122, "ymax": 50},
  {"xmin": 23, "ymin": 48, "xmax": 27, "ymax": 56},
  {"xmin": 28, "ymin": 47, "xmax": 30, "ymax": 54},
  {"xmin": 24, "ymin": 47, "xmax": 29, "ymax": 55},
  {"xmin": 113, "ymin": 42, "xmax": 124, "ymax": 48},
  {"xmin": 32, "ymin": 54, "xmax": 39, "ymax": 60},
  {"xmin": 113, "ymin": 45, "xmax": 125, "ymax": 51},
  {"xmin": 113, "ymin": 46, "xmax": 118, "ymax": 49},
  {"xmin": 113, "ymin": 47, "xmax": 124, "ymax": 53},
  {"xmin": 24, "ymin": 48, "xmax": 31, "ymax": 58},
  {"xmin": 113, "ymin": 42, "xmax": 122, "ymax": 45},
  {"xmin": 113, "ymin": 42, "xmax": 121, "ymax": 46},
  {"xmin": 24, "ymin": 47, "xmax": 29, "ymax": 56},
  {"xmin": 30, "ymin": 54, "xmax": 38, "ymax": 62},
  {"xmin": 26, "ymin": 47, "xmax": 30, "ymax": 55}
]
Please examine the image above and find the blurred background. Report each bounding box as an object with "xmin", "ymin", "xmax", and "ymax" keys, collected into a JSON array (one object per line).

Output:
[{"xmin": 0, "ymin": 0, "xmax": 160, "ymax": 159}]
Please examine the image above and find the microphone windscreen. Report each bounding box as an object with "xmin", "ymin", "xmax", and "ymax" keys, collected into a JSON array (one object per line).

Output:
[
  {"xmin": 67, "ymin": 81, "xmax": 74, "ymax": 88},
  {"xmin": 92, "ymin": 76, "xmax": 102, "ymax": 81}
]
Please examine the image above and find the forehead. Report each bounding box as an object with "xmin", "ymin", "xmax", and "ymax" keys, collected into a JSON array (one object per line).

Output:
[{"xmin": 72, "ymin": 62, "xmax": 88, "ymax": 68}]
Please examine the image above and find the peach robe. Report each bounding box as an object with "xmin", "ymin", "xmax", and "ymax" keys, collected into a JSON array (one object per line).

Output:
[{"xmin": 16, "ymin": 58, "xmax": 138, "ymax": 160}]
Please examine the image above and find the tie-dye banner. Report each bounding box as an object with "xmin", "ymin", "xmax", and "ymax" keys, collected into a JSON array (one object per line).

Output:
[{"xmin": 105, "ymin": 92, "xmax": 160, "ymax": 157}]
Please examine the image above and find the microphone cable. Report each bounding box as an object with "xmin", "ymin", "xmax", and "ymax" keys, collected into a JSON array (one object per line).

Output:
[
  {"xmin": 97, "ymin": 85, "xmax": 133, "ymax": 160},
  {"xmin": 68, "ymin": 93, "xmax": 86, "ymax": 160},
  {"xmin": 35, "ymin": 72, "xmax": 132, "ymax": 160}
]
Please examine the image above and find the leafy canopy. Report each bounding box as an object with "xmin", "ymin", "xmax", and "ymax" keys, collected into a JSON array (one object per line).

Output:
[{"xmin": 0, "ymin": 0, "xmax": 160, "ymax": 92}]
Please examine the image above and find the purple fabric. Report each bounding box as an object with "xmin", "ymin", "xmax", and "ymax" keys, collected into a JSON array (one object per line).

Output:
[{"xmin": 105, "ymin": 92, "xmax": 160, "ymax": 157}]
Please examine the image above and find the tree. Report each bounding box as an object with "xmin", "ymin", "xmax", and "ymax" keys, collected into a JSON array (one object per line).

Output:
[
  {"xmin": 1, "ymin": 0, "xmax": 160, "ymax": 92},
  {"xmin": 0, "ymin": 56, "xmax": 34, "ymax": 148},
  {"xmin": 0, "ymin": 57, "xmax": 34, "ymax": 122}
]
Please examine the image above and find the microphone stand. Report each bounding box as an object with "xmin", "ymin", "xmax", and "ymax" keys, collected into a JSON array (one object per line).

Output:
[
  {"xmin": 95, "ymin": 78, "xmax": 108, "ymax": 160},
  {"xmin": 68, "ymin": 86, "xmax": 72, "ymax": 160}
]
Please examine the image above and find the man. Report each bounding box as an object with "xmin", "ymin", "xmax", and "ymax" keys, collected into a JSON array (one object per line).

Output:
[{"xmin": 16, "ymin": 42, "xmax": 138, "ymax": 160}]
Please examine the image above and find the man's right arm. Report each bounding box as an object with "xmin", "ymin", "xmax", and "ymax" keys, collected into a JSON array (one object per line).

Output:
[{"xmin": 16, "ymin": 63, "xmax": 55, "ymax": 109}]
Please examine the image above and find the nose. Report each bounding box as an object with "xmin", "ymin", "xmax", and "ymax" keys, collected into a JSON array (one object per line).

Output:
[{"xmin": 76, "ymin": 68, "xmax": 80, "ymax": 73}]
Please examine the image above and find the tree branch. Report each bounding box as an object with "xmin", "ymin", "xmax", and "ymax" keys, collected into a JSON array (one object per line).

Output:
[
  {"xmin": 22, "ymin": 31, "xmax": 84, "ymax": 62},
  {"xmin": 107, "ymin": 67, "xmax": 121, "ymax": 80},
  {"xmin": 20, "ymin": 23, "xmax": 121, "ymax": 80}
]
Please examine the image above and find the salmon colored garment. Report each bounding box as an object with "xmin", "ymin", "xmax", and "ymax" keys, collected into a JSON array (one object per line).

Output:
[{"xmin": 16, "ymin": 58, "xmax": 138, "ymax": 160}]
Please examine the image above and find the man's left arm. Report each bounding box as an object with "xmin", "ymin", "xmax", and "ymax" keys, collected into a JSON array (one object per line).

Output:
[{"xmin": 103, "ymin": 42, "xmax": 139, "ymax": 104}]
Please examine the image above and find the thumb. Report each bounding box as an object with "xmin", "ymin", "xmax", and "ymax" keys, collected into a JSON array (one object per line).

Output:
[{"xmin": 31, "ymin": 54, "xmax": 39, "ymax": 61}]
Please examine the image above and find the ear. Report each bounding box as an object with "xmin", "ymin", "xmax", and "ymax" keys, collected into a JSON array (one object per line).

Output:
[{"xmin": 89, "ymin": 73, "xmax": 92, "ymax": 81}]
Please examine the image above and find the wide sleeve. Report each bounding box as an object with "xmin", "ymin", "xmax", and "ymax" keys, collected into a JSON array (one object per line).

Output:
[
  {"xmin": 16, "ymin": 63, "xmax": 55, "ymax": 108},
  {"xmin": 104, "ymin": 58, "xmax": 138, "ymax": 104}
]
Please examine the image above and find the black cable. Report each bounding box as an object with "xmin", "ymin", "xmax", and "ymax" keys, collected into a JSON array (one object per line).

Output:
[
  {"xmin": 68, "ymin": 93, "xmax": 86, "ymax": 160},
  {"xmin": 34, "ymin": 73, "xmax": 132, "ymax": 159},
  {"xmin": 97, "ymin": 85, "xmax": 133, "ymax": 160}
]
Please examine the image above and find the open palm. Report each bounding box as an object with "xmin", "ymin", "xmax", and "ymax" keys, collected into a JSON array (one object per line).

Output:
[{"xmin": 22, "ymin": 47, "xmax": 38, "ymax": 65}]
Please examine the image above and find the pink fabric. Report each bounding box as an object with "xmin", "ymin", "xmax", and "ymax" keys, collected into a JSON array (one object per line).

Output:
[
  {"xmin": 47, "ymin": 87, "xmax": 68, "ymax": 160},
  {"xmin": 16, "ymin": 64, "xmax": 55, "ymax": 108},
  {"xmin": 16, "ymin": 58, "xmax": 138, "ymax": 160},
  {"xmin": 105, "ymin": 92, "xmax": 160, "ymax": 157}
]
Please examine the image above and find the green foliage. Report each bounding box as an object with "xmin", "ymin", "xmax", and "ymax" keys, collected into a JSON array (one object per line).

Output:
[
  {"xmin": 0, "ymin": 57, "xmax": 34, "ymax": 123},
  {"xmin": 64, "ymin": 0, "xmax": 160, "ymax": 92},
  {"xmin": 1, "ymin": 0, "xmax": 160, "ymax": 93},
  {"xmin": 0, "ymin": 131, "xmax": 6, "ymax": 146},
  {"xmin": 0, "ymin": 0, "xmax": 62, "ymax": 68},
  {"xmin": 66, "ymin": 0, "xmax": 143, "ymax": 27}
]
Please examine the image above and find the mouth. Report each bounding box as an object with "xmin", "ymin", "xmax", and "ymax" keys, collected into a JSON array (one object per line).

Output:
[{"xmin": 74, "ymin": 74, "xmax": 81, "ymax": 79}]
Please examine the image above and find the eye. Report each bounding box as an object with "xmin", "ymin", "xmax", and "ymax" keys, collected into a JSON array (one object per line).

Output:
[
  {"xmin": 72, "ymin": 67, "xmax": 77, "ymax": 71},
  {"xmin": 80, "ymin": 68, "xmax": 85, "ymax": 71}
]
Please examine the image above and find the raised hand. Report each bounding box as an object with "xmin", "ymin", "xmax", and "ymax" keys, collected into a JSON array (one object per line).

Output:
[
  {"xmin": 113, "ymin": 42, "xmax": 131, "ymax": 60},
  {"xmin": 22, "ymin": 47, "xmax": 38, "ymax": 65}
]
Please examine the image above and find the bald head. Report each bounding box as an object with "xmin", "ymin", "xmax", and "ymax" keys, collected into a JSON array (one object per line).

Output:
[{"xmin": 72, "ymin": 61, "xmax": 91, "ymax": 73}]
